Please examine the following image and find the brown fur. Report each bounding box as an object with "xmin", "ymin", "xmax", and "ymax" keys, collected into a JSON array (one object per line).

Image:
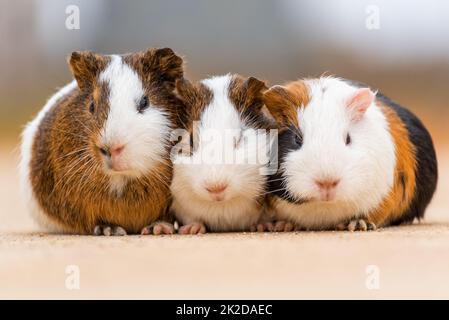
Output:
[
  {"xmin": 69, "ymin": 52, "xmax": 109, "ymax": 91},
  {"xmin": 123, "ymin": 49, "xmax": 187, "ymax": 129},
  {"xmin": 263, "ymin": 81, "xmax": 310, "ymax": 127},
  {"xmin": 175, "ymin": 78, "xmax": 213, "ymax": 127},
  {"xmin": 366, "ymin": 103, "xmax": 417, "ymax": 227},
  {"xmin": 228, "ymin": 76, "xmax": 267, "ymax": 123},
  {"xmin": 174, "ymin": 74, "xmax": 276, "ymax": 149},
  {"xmin": 29, "ymin": 48, "xmax": 185, "ymax": 234}
]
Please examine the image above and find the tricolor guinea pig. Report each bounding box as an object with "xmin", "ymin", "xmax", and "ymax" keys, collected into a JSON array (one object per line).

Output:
[
  {"xmin": 19, "ymin": 48, "xmax": 185, "ymax": 235},
  {"xmin": 169, "ymin": 74, "xmax": 277, "ymax": 234},
  {"xmin": 263, "ymin": 77, "xmax": 438, "ymax": 231}
]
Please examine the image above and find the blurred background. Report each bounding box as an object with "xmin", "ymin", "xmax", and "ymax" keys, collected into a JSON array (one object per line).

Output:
[{"xmin": 0, "ymin": 0, "xmax": 448, "ymax": 230}]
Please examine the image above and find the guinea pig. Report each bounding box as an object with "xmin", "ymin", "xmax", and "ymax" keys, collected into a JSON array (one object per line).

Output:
[
  {"xmin": 169, "ymin": 74, "xmax": 277, "ymax": 234},
  {"xmin": 263, "ymin": 76, "xmax": 438, "ymax": 231},
  {"xmin": 19, "ymin": 47, "xmax": 185, "ymax": 235}
]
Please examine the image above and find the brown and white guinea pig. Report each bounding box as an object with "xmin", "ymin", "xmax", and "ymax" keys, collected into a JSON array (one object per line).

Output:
[
  {"xmin": 263, "ymin": 76, "xmax": 438, "ymax": 231},
  {"xmin": 19, "ymin": 48, "xmax": 186, "ymax": 235},
  {"xmin": 169, "ymin": 74, "xmax": 277, "ymax": 234}
]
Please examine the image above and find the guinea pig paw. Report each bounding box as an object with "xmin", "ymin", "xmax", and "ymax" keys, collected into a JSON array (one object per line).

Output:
[
  {"xmin": 336, "ymin": 219, "xmax": 377, "ymax": 232},
  {"xmin": 93, "ymin": 225, "xmax": 127, "ymax": 236},
  {"xmin": 273, "ymin": 221, "xmax": 295, "ymax": 232},
  {"xmin": 250, "ymin": 222, "xmax": 274, "ymax": 232},
  {"xmin": 178, "ymin": 222, "xmax": 207, "ymax": 235},
  {"xmin": 141, "ymin": 221, "xmax": 175, "ymax": 235}
]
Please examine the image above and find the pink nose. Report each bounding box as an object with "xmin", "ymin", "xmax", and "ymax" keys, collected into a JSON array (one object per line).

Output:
[
  {"xmin": 110, "ymin": 144, "xmax": 125, "ymax": 158},
  {"xmin": 315, "ymin": 179, "xmax": 340, "ymax": 190},
  {"xmin": 205, "ymin": 182, "xmax": 228, "ymax": 194},
  {"xmin": 99, "ymin": 144, "xmax": 125, "ymax": 158},
  {"xmin": 99, "ymin": 144, "xmax": 127, "ymax": 171}
]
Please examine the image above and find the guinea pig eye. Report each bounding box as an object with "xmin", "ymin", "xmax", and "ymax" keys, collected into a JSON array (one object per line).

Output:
[
  {"xmin": 89, "ymin": 101, "xmax": 95, "ymax": 114},
  {"xmin": 294, "ymin": 134, "xmax": 303, "ymax": 146},
  {"xmin": 137, "ymin": 96, "xmax": 149, "ymax": 113},
  {"xmin": 345, "ymin": 133, "xmax": 351, "ymax": 145},
  {"xmin": 189, "ymin": 133, "xmax": 194, "ymax": 148}
]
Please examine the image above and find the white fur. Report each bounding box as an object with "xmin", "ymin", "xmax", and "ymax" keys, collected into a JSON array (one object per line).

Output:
[
  {"xmin": 19, "ymin": 80, "xmax": 78, "ymax": 232},
  {"xmin": 273, "ymin": 77, "xmax": 396, "ymax": 229},
  {"xmin": 170, "ymin": 75, "xmax": 268, "ymax": 231},
  {"xmin": 99, "ymin": 55, "xmax": 170, "ymax": 194}
]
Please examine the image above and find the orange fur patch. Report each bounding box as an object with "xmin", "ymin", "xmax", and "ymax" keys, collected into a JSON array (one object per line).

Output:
[
  {"xmin": 263, "ymin": 80, "xmax": 310, "ymax": 127},
  {"xmin": 367, "ymin": 103, "xmax": 417, "ymax": 227}
]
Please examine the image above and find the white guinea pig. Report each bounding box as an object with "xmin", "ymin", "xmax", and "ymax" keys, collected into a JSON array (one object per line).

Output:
[
  {"xmin": 170, "ymin": 74, "xmax": 277, "ymax": 234},
  {"xmin": 263, "ymin": 77, "xmax": 437, "ymax": 231}
]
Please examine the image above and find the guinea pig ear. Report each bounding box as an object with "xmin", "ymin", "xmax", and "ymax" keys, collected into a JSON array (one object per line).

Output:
[
  {"xmin": 245, "ymin": 77, "xmax": 268, "ymax": 98},
  {"xmin": 346, "ymin": 88, "xmax": 376, "ymax": 122},
  {"xmin": 263, "ymin": 85, "xmax": 297, "ymax": 126},
  {"xmin": 245, "ymin": 77, "xmax": 268, "ymax": 109},
  {"xmin": 143, "ymin": 47, "xmax": 184, "ymax": 86},
  {"xmin": 68, "ymin": 51, "xmax": 103, "ymax": 91},
  {"xmin": 175, "ymin": 78, "xmax": 199, "ymax": 106}
]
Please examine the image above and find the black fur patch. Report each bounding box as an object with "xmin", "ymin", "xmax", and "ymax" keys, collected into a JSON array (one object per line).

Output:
[
  {"xmin": 376, "ymin": 93, "xmax": 438, "ymax": 225},
  {"xmin": 268, "ymin": 126, "xmax": 307, "ymax": 204},
  {"xmin": 399, "ymin": 172, "xmax": 407, "ymax": 202}
]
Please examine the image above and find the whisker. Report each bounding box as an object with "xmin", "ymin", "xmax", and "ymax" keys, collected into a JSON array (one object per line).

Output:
[
  {"xmin": 266, "ymin": 177, "xmax": 285, "ymax": 183},
  {"xmin": 259, "ymin": 187, "xmax": 288, "ymax": 196},
  {"xmin": 55, "ymin": 147, "xmax": 91, "ymax": 162},
  {"xmin": 74, "ymin": 160, "xmax": 99, "ymax": 195},
  {"xmin": 64, "ymin": 158, "xmax": 96, "ymax": 196},
  {"xmin": 49, "ymin": 152, "xmax": 91, "ymax": 195},
  {"xmin": 73, "ymin": 117, "xmax": 94, "ymax": 135},
  {"xmin": 50, "ymin": 128, "xmax": 88, "ymax": 140}
]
